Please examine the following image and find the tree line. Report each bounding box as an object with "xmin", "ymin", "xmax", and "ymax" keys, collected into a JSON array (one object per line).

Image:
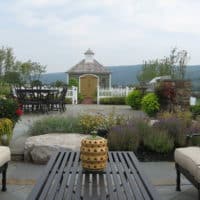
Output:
[{"xmin": 0, "ymin": 46, "xmax": 46, "ymax": 85}]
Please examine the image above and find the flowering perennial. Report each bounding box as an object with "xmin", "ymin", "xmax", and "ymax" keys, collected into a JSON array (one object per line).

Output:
[{"xmin": 0, "ymin": 96, "xmax": 23, "ymax": 124}]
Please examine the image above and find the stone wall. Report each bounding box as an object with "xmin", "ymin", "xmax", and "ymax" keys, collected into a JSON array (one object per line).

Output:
[{"xmin": 156, "ymin": 80, "xmax": 191, "ymax": 111}]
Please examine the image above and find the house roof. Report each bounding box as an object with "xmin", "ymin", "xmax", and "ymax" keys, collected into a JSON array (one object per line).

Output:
[
  {"xmin": 84, "ymin": 49, "xmax": 94, "ymax": 55},
  {"xmin": 67, "ymin": 59, "xmax": 110, "ymax": 74}
]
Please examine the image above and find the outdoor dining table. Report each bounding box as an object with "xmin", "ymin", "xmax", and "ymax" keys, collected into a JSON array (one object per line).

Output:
[
  {"xmin": 15, "ymin": 88, "xmax": 59, "ymax": 112},
  {"xmin": 27, "ymin": 150, "xmax": 160, "ymax": 200}
]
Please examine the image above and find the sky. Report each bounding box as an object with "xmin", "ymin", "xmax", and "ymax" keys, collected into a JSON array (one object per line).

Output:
[{"xmin": 1, "ymin": 0, "xmax": 200, "ymax": 73}]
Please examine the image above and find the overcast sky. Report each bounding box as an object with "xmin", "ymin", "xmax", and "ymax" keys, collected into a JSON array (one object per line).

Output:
[{"xmin": 1, "ymin": 0, "xmax": 200, "ymax": 73}]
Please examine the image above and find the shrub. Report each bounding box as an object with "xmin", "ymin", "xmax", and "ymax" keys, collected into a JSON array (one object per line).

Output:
[
  {"xmin": 133, "ymin": 118, "xmax": 150, "ymax": 142},
  {"xmin": 78, "ymin": 93, "xmax": 84, "ymax": 103},
  {"xmin": 141, "ymin": 93, "xmax": 160, "ymax": 117},
  {"xmin": 0, "ymin": 118, "xmax": 13, "ymax": 145},
  {"xmin": 100, "ymin": 97, "xmax": 126, "ymax": 105},
  {"xmin": 190, "ymin": 105, "xmax": 200, "ymax": 119},
  {"xmin": 0, "ymin": 81, "xmax": 11, "ymax": 96},
  {"xmin": 65, "ymin": 98, "xmax": 72, "ymax": 104},
  {"xmin": 28, "ymin": 116, "xmax": 81, "ymax": 135},
  {"xmin": 108, "ymin": 123, "xmax": 140, "ymax": 151},
  {"xmin": 126, "ymin": 90, "xmax": 142, "ymax": 109},
  {"xmin": 79, "ymin": 112, "xmax": 125, "ymax": 135},
  {"xmin": 186, "ymin": 121, "xmax": 200, "ymax": 146},
  {"xmin": 153, "ymin": 117, "xmax": 187, "ymax": 147},
  {"xmin": 79, "ymin": 114, "xmax": 106, "ymax": 134},
  {"xmin": 143, "ymin": 128, "xmax": 174, "ymax": 153},
  {"xmin": 158, "ymin": 110, "xmax": 192, "ymax": 128},
  {"xmin": 0, "ymin": 97, "xmax": 23, "ymax": 124}
]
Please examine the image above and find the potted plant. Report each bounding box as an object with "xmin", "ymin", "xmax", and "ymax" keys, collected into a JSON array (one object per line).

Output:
[{"xmin": 80, "ymin": 130, "xmax": 108, "ymax": 171}]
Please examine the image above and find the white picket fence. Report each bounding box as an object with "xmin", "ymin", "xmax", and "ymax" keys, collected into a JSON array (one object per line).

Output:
[
  {"xmin": 66, "ymin": 86, "xmax": 78, "ymax": 104},
  {"xmin": 97, "ymin": 86, "xmax": 134, "ymax": 104},
  {"xmin": 66, "ymin": 86, "xmax": 134, "ymax": 104}
]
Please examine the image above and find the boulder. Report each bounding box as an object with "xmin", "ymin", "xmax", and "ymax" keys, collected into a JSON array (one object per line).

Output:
[{"xmin": 24, "ymin": 133, "xmax": 89, "ymax": 164}]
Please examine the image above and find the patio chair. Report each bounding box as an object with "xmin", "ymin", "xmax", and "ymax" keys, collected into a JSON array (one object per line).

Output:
[
  {"xmin": 0, "ymin": 146, "xmax": 11, "ymax": 191},
  {"xmin": 47, "ymin": 86, "xmax": 67, "ymax": 112},
  {"xmin": 175, "ymin": 134, "xmax": 200, "ymax": 199}
]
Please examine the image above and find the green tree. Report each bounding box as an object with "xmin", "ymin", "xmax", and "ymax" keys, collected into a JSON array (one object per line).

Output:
[
  {"xmin": 51, "ymin": 80, "xmax": 66, "ymax": 87},
  {"xmin": 19, "ymin": 61, "xmax": 33, "ymax": 84},
  {"xmin": 31, "ymin": 61, "xmax": 46, "ymax": 80},
  {"xmin": 0, "ymin": 47, "xmax": 6, "ymax": 76},
  {"xmin": 18, "ymin": 60, "xmax": 46, "ymax": 84},
  {"xmin": 68, "ymin": 78, "xmax": 78, "ymax": 87},
  {"xmin": 4, "ymin": 47, "xmax": 15, "ymax": 72},
  {"xmin": 4, "ymin": 71, "xmax": 22, "ymax": 86},
  {"xmin": 137, "ymin": 48, "xmax": 189, "ymax": 83}
]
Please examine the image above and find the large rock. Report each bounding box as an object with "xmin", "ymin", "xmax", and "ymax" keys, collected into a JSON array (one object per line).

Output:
[{"xmin": 24, "ymin": 133, "xmax": 89, "ymax": 164}]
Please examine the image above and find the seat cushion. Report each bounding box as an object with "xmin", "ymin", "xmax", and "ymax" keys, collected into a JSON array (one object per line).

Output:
[
  {"xmin": 175, "ymin": 147, "xmax": 200, "ymax": 182},
  {"xmin": 0, "ymin": 146, "xmax": 11, "ymax": 167}
]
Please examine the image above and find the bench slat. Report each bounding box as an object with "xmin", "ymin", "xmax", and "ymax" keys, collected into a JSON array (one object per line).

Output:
[
  {"xmin": 55, "ymin": 151, "xmax": 78, "ymax": 200},
  {"xmin": 27, "ymin": 151, "xmax": 60, "ymax": 200},
  {"xmin": 118, "ymin": 152, "xmax": 145, "ymax": 200},
  {"xmin": 38, "ymin": 151, "xmax": 65, "ymax": 200},
  {"xmin": 123, "ymin": 152, "xmax": 151, "ymax": 200},
  {"xmin": 46, "ymin": 151, "xmax": 70, "ymax": 200},
  {"xmin": 110, "ymin": 152, "xmax": 134, "ymax": 200},
  {"xmin": 108, "ymin": 152, "xmax": 127, "ymax": 200},
  {"xmin": 128, "ymin": 152, "xmax": 160, "ymax": 200}
]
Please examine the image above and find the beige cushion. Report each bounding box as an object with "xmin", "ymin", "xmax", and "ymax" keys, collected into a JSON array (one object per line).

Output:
[
  {"xmin": 175, "ymin": 147, "xmax": 200, "ymax": 182},
  {"xmin": 0, "ymin": 146, "xmax": 11, "ymax": 167}
]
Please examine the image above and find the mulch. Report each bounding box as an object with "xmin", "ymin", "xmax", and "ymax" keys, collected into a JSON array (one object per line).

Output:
[{"xmin": 135, "ymin": 147, "xmax": 174, "ymax": 162}]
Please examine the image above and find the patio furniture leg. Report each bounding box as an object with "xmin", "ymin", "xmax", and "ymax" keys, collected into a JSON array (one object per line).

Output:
[
  {"xmin": 198, "ymin": 184, "xmax": 200, "ymax": 200},
  {"xmin": 2, "ymin": 163, "xmax": 8, "ymax": 191},
  {"xmin": 175, "ymin": 163, "xmax": 181, "ymax": 191}
]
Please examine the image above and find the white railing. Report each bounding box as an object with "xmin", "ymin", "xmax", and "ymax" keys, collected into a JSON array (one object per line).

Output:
[
  {"xmin": 97, "ymin": 86, "xmax": 134, "ymax": 104},
  {"xmin": 66, "ymin": 86, "xmax": 78, "ymax": 104}
]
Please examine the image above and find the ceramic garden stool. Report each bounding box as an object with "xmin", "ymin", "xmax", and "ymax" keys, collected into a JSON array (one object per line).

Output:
[{"xmin": 0, "ymin": 146, "xmax": 11, "ymax": 191}]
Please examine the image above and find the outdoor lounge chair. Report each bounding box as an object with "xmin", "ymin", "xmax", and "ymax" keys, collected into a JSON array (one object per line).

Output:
[
  {"xmin": 0, "ymin": 146, "xmax": 11, "ymax": 191},
  {"xmin": 175, "ymin": 134, "xmax": 200, "ymax": 199}
]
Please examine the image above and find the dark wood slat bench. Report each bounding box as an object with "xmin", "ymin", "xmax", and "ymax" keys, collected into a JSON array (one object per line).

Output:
[{"xmin": 27, "ymin": 150, "xmax": 160, "ymax": 200}]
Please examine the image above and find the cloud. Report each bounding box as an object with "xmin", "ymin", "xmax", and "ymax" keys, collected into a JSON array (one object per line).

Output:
[
  {"xmin": 8, "ymin": 0, "xmax": 200, "ymax": 37},
  {"xmin": 1, "ymin": 0, "xmax": 200, "ymax": 72}
]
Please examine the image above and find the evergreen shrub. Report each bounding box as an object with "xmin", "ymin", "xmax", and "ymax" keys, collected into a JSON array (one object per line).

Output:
[
  {"xmin": 108, "ymin": 123, "xmax": 140, "ymax": 151},
  {"xmin": 153, "ymin": 117, "xmax": 187, "ymax": 147},
  {"xmin": 28, "ymin": 116, "xmax": 81, "ymax": 135},
  {"xmin": 126, "ymin": 90, "xmax": 142, "ymax": 109},
  {"xmin": 141, "ymin": 93, "xmax": 160, "ymax": 116},
  {"xmin": 190, "ymin": 105, "xmax": 200, "ymax": 119},
  {"xmin": 143, "ymin": 128, "xmax": 174, "ymax": 153},
  {"xmin": 100, "ymin": 97, "xmax": 126, "ymax": 105}
]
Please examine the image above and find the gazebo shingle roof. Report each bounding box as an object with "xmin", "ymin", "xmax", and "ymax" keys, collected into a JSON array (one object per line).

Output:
[{"xmin": 67, "ymin": 59, "xmax": 110, "ymax": 74}]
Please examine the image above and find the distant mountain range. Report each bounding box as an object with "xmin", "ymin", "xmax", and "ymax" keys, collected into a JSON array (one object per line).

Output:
[{"xmin": 40, "ymin": 65, "xmax": 200, "ymax": 89}]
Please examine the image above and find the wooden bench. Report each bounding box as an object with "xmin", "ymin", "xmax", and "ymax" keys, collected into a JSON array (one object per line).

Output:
[{"xmin": 27, "ymin": 150, "xmax": 160, "ymax": 200}]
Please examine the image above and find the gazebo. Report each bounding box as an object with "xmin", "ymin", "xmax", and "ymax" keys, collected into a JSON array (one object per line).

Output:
[{"xmin": 66, "ymin": 49, "xmax": 111, "ymax": 98}]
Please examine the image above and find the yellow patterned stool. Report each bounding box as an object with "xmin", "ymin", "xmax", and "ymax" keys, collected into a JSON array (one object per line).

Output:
[{"xmin": 80, "ymin": 136, "xmax": 108, "ymax": 171}]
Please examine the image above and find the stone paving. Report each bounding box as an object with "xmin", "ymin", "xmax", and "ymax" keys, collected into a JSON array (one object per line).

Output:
[{"xmin": 0, "ymin": 105, "xmax": 198, "ymax": 199}]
